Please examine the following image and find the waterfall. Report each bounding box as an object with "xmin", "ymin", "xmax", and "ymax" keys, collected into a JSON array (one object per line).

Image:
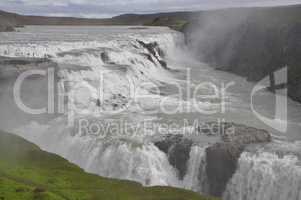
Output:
[
  {"xmin": 8, "ymin": 29, "xmax": 194, "ymax": 189},
  {"xmin": 183, "ymin": 145, "xmax": 208, "ymax": 193},
  {"xmin": 0, "ymin": 29, "xmax": 185, "ymax": 117},
  {"xmin": 224, "ymin": 149, "xmax": 301, "ymax": 200},
  {"xmin": 14, "ymin": 119, "xmax": 211, "ymax": 190},
  {"xmin": 2, "ymin": 26, "xmax": 301, "ymax": 199}
]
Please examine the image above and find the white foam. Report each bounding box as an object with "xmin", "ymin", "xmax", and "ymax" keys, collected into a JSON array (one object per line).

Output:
[
  {"xmin": 183, "ymin": 145, "xmax": 208, "ymax": 193},
  {"xmin": 224, "ymin": 151, "xmax": 301, "ymax": 200},
  {"xmin": 14, "ymin": 118, "xmax": 181, "ymax": 187}
]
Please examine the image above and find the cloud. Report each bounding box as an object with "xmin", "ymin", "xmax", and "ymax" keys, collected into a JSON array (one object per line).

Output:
[{"xmin": 0, "ymin": 0, "xmax": 300, "ymax": 17}]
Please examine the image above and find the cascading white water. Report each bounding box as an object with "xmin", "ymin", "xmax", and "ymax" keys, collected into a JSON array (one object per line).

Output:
[
  {"xmin": 182, "ymin": 145, "xmax": 208, "ymax": 193},
  {"xmin": 2, "ymin": 26, "xmax": 207, "ymax": 191},
  {"xmin": 14, "ymin": 118, "xmax": 182, "ymax": 187},
  {"xmin": 1, "ymin": 26, "xmax": 301, "ymax": 199},
  {"xmin": 15, "ymin": 119, "xmax": 211, "ymax": 189},
  {"xmin": 224, "ymin": 142, "xmax": 301, "ymax": 200}
]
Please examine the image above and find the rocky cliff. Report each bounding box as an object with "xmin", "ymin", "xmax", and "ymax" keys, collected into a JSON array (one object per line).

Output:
[
  {"xmin": 155, "ymin": 135, "xmax": 193, "ymax": 179},
  {"xmin": 205, "ymin": 123, "xmax": 271, "ymax": 196},
  {"xmin": 154, "ymin": 122, "xmax": 271, "ymax": 197}
]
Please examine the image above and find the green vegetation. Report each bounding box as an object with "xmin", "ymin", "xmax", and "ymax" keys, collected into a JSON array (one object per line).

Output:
[
  {"xmin": 144, "ymin": 17, "xmax": 189, "ymax": 31},
  {"xmin": 0, "ymin": 131, "xmax": 217, "ymax": 200}
]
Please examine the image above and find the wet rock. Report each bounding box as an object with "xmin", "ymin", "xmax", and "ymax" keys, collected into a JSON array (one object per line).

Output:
[
  {"xmin": 137, "ymin": 40, "xmax": 169, "ymax": 70},
  {"xmin": 205, "ymin": 123, "xmax": 271, "ymax": 197},
  {"xmin": 153, "ymin": 122, "xmax": 271, "ymax": 197},
  {"xmin": 137, "ymin": 40, "xmax": 159, "ymax": 57},
  {"xmin": 96, "ymin": 99, "xmax": 101, "ymax": 107},
  {"xmin": 100, "ymin": 52, "xmax": 110, "ymax": 63},
  {"xmin": 158, "ymin": 60, "xmax": 168, "ymax": 70},
  {"xmin": 141, "ymin": 53, "xmax": 156, "ymax": 64},
  {"xmin": 157, "ymin": 47, "xmax": 165, "ymax": 58},
  {"xmin": 154, "ymin": 134, "xmax": 193, "ymax": 180}
]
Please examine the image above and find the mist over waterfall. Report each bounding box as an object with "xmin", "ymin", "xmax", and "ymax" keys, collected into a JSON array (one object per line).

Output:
[{"xmin": 0, "ymin": 26, "xmax": 300, "ymax": 200}]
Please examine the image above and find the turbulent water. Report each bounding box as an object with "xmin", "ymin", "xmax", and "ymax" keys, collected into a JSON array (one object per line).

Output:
[
  {"xmin": 0, "ymin": 26, "xmax": 301, "ymax": 200},
  {"xmin": 224, "ymin": 142, "xmax": 301, "ymax": 200}
]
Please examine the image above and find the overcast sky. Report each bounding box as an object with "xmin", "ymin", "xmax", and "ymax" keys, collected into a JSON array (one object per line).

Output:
[{"xmin": 0, "ymin": 0, "xmax": 301, "ymax": 18}]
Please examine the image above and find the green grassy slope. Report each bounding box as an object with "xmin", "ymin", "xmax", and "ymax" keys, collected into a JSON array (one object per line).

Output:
[
  {"xmin": 144, "ymin": 17, "xmax": 189, "ymax": 31},
  {"xmin": 0, "ymin": 131, "xmax": 217, "ymax": 200}
]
